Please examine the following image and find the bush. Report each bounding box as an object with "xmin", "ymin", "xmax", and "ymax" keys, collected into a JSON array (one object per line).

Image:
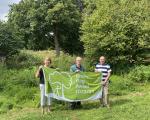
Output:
[
  {"xmin": 127, "ymin": 65, "xmax": 150, "ymax": 83},
  {"xmin": 81, "ymin": 0, "xmax": 149, "ymax": 67},
  {"xmin": 0, "ymin": 97, "xmax": 15, "ymax": 114},
  {"xmin": 110, "ymin": 75, "xmax": 134, "ymax": 96},
  {"xmin": 14, "ymin": 87, "xmax": 37, "ymax": 103},
  {"xmin": 6, "ymin": 52, "xmax": 42, "ymax": 69},
  {"xmin": 0, "ymin": 65, "xmax": 39, "ymax": 113},
  {"xmin": 53, "ymin": 53, "xmax": 76, "ymax": 71},
  {"xmin": 0, "ymin": 21, "xmax": 23, "ymax": 59},
  {"xmin": 0, "ymin": 66, "xmax": 38, "ymax": 88},
  {"xmin": 5, "ymin": 50, "xmax": 80, "ymax": 71}
]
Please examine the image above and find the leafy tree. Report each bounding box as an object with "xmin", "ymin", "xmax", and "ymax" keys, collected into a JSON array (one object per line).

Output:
[
  {"xmin": 81, "ymin": 0, "xmax": 150, "ymax": 68},
  {"xmin": 8, "ymin": 0, "xmax": 83, "ymax": 56},
  {"xmin": 0, "ymin": 21, "xmax": 23, "ymax": 59}
]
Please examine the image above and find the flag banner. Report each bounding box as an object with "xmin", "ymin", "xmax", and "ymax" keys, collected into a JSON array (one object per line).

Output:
[{"xmin": 43, "ymin": 67, "xmax": 102, "ymax": 102}]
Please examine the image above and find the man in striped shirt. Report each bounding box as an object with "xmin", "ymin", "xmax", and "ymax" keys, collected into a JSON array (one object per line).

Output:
[{"xmin": 95, "ymin": 56, "xmax": 112, "ymax": 108}]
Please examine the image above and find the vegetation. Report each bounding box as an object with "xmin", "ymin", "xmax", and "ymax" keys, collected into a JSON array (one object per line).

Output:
[
  {"xmin": 81, "ymin": 0, "xmax": 150, "ymax": 67},
  {"xmin": 0, "ymin": 21, "xmax": 23, "ymax": 59},
  {"xmin": 8, "ymin": 0, "xmax": 83, "ymax": 56},
  {"xmin": 0, "ymin": 51, "xmax": 150, "ymax": 119},
  {"xmin": 0, "ymin": 0, "xmax": 150, "ymax": 119},
  {"xmin": 1, "ymin": 0, "xmax": 149, "ymax": 66}
]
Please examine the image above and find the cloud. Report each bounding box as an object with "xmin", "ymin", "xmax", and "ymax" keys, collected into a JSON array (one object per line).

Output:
[{"xmin": 0, "ymin": 0, "xmax": 21, "ymax": 21}]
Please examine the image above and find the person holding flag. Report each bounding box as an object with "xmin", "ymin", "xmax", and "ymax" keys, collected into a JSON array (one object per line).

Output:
[
  {"xmin": 95, "ymin": 56, "xmax": 112, "ymax": 108},
  {"xmin": 70, "ymin": 57, "xmax": 85, "ymax": 109},
  {"xmin": 35, "ymin": 57, "xmax": 53, "ymax": 114}
]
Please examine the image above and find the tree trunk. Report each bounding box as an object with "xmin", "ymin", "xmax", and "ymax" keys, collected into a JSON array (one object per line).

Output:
[
  {"xmin": 76, "ymin": 0, "xmax": 83, "ymax": 12},
  {"xmin": 54, "ymin": 26, "xmax": 60, "ymax": 56}
]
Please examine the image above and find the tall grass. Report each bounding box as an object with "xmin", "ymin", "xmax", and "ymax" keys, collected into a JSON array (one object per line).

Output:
[
  {"xmin": 5, "ymin": 50, "xmax": 76, "ymax": 71},
  {"xmin": 0, "ymin": 65, "xmax": 39, "ymax": 113},
  {"xmin": 0, "ymin": 50, "xmax": 150, "ymax": 114}
]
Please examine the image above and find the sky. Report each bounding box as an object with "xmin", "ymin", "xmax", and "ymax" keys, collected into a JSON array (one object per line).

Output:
[{"xmin": 0, "ymin": 0, "xmax": 21, "ymax": 21}]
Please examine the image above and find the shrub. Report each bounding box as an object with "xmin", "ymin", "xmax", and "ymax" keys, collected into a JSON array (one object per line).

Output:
[
  {"xmin": 127, "ymin": 65, "xmax": 150, "ymax": 83},
  {"xmin": 0, "ymin": 99, "xmax": 15, "ymax": 114},
  {"xmin": 110, "ymin": 75, "xmax": 134, "ymax": 96},
  {"xmin": 81, "ymin": 0, "xmax": 149, "ymax": 67},
  {"xmin": 6, "ymin": 52, "xmax": 42, "ymax": 69},
  {"xmin": 5, "ymin": 50, "xmax": 79, "ymax": 71},
  {"xmin": 14, "ymin": 87, "xmax": 37, "ymax": 103},
  {"xmin": 0, "ymin": 21, "xmax": 23, "ymax": 59},
  {"xmin": 53, "ymin": 53, "xmax": 76, "ymax": 71}
]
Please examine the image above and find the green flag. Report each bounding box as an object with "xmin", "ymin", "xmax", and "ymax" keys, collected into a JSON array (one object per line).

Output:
[{"xmin": 43, "ymin": 67, "xmax": 102, "ymax": 102}]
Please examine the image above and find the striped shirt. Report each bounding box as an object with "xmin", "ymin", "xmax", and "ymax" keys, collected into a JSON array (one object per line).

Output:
[{"xmin": 95, "ymin": 63, "xmax": 111, "ymax": 81}]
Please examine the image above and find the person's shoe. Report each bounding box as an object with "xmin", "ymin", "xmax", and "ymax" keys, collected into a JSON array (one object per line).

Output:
[
  {"xmin": 47, "ymin": 105, "xmax": 51, "ymax": 113},
  {"xmin": 41, "ymin": 106, "xmax": 44, "ymax": 114},
  {"xmin": 76, "ymin": 102, "xmax": 82, "ymax": 109},
  {"xmin": 76, "ymin": 104, "xmax": 82, "ymax": 109},
  {"xmin": 99, "ymin": 104, "xmax": 105, "ymax": 108},
  {"xmin": 101, "ymin": 104, "xmax": 105, "ymax": 107},
  {"xmin": 106, "ymin": 105, "xmax": 110, "ymax": 109},
  {"xmin": 100, "ymin": 104, "xmax": 110, "ymax": 108},
  {"xmin": 69, "ymin": 104, "xmax": 75, "ymax": 110}
]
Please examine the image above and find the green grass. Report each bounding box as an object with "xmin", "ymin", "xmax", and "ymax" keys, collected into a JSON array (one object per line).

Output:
[
  {"xmin": 0, "ymin": 69, "xmax": 149, "ymax": 120},
  {"xmin": 6, "ymin": 50, "xmax": 76, "ymax": 71},
  {"xmin": 0, "ymin": 50, "xmax": 150, "ymax": 120},
  {"xmin": 0, "ymin": 84, "xmax": 150, "ymax": 120}
]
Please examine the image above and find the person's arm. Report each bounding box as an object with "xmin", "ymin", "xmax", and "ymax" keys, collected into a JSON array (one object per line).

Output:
[
  {"xmin": 104, "ymin": 71, "xmax": 111, "ymax": 83},
  {"xmin": 95, "ymin": 69, "xmax": 99, "ymax": 72},
  {"xmin": 95, "ymin": 65, "xmax": 100, "ymax": 72},
  {"xmin": 104, "ymin": 66, "xmax": 112, "ymax": 84},
  {"xmin": 70, "ymin": 66, "xmax": 74, "ymax": 72},
  {"xmin": 70, "ymin": 65, "xmax": 80, "ymax": 72},
  {"xmin": 35, "ymin": 65, "xmax": 43, "ymax": 78}
]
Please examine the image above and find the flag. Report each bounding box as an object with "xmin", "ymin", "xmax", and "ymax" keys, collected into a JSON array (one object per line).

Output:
[{"xmin": 43, "ymin": 67, "xmax": 102, "ymax": 102}]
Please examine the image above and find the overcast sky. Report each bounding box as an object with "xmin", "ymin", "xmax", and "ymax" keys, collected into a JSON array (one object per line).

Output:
[{"xmin": 0, "ymin": 0, "xmax": 21, "ymax": 21}]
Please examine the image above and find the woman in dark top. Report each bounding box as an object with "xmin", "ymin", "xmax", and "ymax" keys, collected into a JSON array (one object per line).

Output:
[{"xmin": 35, "ymin": 57, "xmax": 52, "ymax": 114}]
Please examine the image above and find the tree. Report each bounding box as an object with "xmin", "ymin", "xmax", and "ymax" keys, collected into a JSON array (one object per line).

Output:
[
  {"xmin": 0, "ymin": 21, "xmax": 23, "ymax": 60},
  {"xmin": 75, "ymin": 0, "xmax": 84, "ymax": 12},
  {"xmin": 8, "ymin": 0, "xmax": 83, "ymax": 56},
  {"xmin": 81, "ymin": 0, "xmax": 150, "ymax": 68}
]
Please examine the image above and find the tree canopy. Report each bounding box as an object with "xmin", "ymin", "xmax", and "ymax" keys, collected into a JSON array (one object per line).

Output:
[
  {"xmin": 0, "ymin": 21, "xmax": 23, "ymax": 59},
  {"xmin": 8, "ymin": 0, "xmax": 84, "ymax": 55},
  {"xmin": 0, "ymin": 0, "xmax": 149, "ymax": 66},
  {"xmin": 81, "ymin": 0, "xmax": 150, "ymax": 67}
]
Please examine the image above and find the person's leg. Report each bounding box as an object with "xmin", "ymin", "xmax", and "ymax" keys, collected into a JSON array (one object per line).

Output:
[
  {"xmin": 47, "ymin": 96, "xmax": 51, "ymax": 112},
  {"xmin": 103, "ymin": 82, "xmax": 109, "ymax": 108},
  {"xmin": 100, "ymin": 86, "xmax": 105, "ymax": 107},
  {"xmin": 70, "ymin": 102, "xmax": 76, "ymax": 110},
  {"xmin": 76, "ymin": 101, "xmax": 82, "ymax": 108},
  {"xmin": 77, "ymin": 101, "xmax": 81, "ymax": 106},
  {"xmin": 40, "ymin": 84, "xmax": 46, "ymax": 114}
]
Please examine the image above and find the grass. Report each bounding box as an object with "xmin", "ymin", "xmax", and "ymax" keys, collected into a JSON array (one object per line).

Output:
[
  {"xmin": 0, "ymin": 83, "xmax": 150, "ymax": 120},
  {"xmin": 6, "ymin": 50, "xmax": 76, "ymax": 71},
  {"xmin": 0, "ymin": 50, "xmax": 150, "ymax": 120},
  {"xmin": 0, "ymin": 70, "xmax": 149, "ymax": 120}
]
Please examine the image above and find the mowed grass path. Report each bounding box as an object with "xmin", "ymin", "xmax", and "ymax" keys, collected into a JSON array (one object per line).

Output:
[{"xmin": 1, "ymin": 84, "xmax": 150, "ymax": 120}]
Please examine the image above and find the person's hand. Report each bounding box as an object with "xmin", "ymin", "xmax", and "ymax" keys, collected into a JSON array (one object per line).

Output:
[
  {"xmin": 39, "ymin": 65, "xmax": 43, "ymax": 70},
  {"xmin": 95, "ymin": 69, "xmax": 101, "ymax": 72},
  {"xmin": 101, "ymin": 81, "xmax": 104, "ymax": 85},
  {"xmin": 95, "ymin": 69, "xmax": 99, "ymax": 72},
  {"xmin": 75, "ymin": 70, "xmax": 80, "ymax": 72},
  {"xmin": 101, "ymin": 81, "xmax": 106, "ymax": 86},
  {"xmin": 56, "ymin": 68, "xmax": 60, "ymax": 71}
]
